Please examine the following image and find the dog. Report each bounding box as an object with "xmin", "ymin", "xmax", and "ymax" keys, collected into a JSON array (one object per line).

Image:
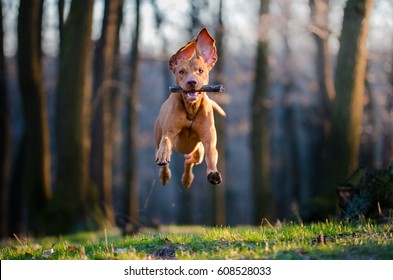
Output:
[{"xmin": 154, "ymin": 27, "xmax": 225, "ymax": 188}]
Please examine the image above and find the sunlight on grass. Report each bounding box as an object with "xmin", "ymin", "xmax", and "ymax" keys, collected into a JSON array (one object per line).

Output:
[{"xmin": 1, "ymin": 221, "xmax": 393, "ymax": 260}]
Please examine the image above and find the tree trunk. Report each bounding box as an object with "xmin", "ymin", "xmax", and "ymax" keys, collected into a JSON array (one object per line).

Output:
[
  {"xmin": 123, "ymin": 0, "xmax": 141, "ymax": 234},
  {"xmin": 0, "ymin": 0, "xmax": 11, "ymax": 237},
  {"xmin": 251, "ymin": 0, "xmax": 274, "ymax": 223},
  {"xmin": 110, "ymin": 0, "xmax": 124, "ymax": 226},
  {"xmin": 309, "ymin": 0, "xmax": 335, "ymax": 141},
  {"xmin": 388, "ymin": 44, "xmax": 393, "ymax": 163},
  {"xmin": 212, "ymin": 0, "xmax": 227, "ymax": 226},
  {"xmin": 58, "ymin": 0, "xmax": 64, "ymax": 44},
  {"xmin": 323, "ymin": 0, "xmax": 374, "ymax": 209},
  {"xmin": 309, "ymin": 0, "xmax": 335, "ymax": 104},
  {"xmin": 17, "ymin": 0, "xmax": 51, "ymax": 234},
  {"xmin": 188, "ymin": 0, "xmax": 203, "ymax": 36},
  {"xmin": 308, "ymin": 0, "xmax": 335, "ymax": 217},
  {"xmin": 391, "ymin": 48, "xmax": 393, "ymax": 160},
  {"xmin": 90, "ymin": 0, "xmax": 123, "ymax": 227},
  {"xmin": 54, "ymin": 0, "xmax": 96, "ymax": 234}
]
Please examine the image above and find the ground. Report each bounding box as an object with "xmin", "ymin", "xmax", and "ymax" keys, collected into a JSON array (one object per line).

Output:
[{"xmin": 1, "ymin": 221, "xmax": 393, "ymax": 260}]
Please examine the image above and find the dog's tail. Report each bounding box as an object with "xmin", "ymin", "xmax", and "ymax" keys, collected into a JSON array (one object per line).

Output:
[{"xmin": 210, "ymin": 99, "xmax": 226, "ymax": 117}]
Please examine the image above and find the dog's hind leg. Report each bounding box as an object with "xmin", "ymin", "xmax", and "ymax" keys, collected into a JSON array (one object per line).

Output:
[
  {"xmin": 181, "ymin": 162, "xmax": 194, "ymax": 189},
  {"xmin": 181, "ymin": 143, "xmax": 204, "ymax": 188},
  {"xmin": 159, "ymin": 164, "xmax": 171, "ymax": 185}
]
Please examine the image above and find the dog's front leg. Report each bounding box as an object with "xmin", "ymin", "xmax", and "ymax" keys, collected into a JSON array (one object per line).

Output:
[
  {"xmin": 155, "ymin": 126, "xmax": 182, "ymax": 166},
  {"xmin": 155, "ymin": 136, "xmax": 173, "ymax": 166},
  {"xmin": 202, "ymin": 129, "xmax": 222, "ymax": 185}
]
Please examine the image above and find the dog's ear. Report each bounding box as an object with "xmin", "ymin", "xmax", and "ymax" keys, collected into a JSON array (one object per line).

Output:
[
  {"xmin": 196, "ymin": 28, "xmax": 217, "ymax": 70},
  {"xmin": 169, "ymin": 41, "xmax": 196, "ymax": 73}
]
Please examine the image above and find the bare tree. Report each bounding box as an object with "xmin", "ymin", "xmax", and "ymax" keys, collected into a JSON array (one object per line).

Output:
[
  {"xmin": 123, "ymin": 0, "xmax": 141, "ymax": 234},
  {"xmin": 309, "ymin": 0, "xmax": 335, "ymax": 142},
  {"xmin": 212, "ymin": 0, "xmax": 227, "ymax": 226},
  {"xmin": 251, "ymin": 0, "xmax": 274, "ymax": 223},
  {"xmin": 308, "ymin": 0, "xmax": 335, "ymax": 217},
  {"xmin": 17, "ymin": 0, "xmax": 51, "ymax": 233},
  {"xmin": 0, "ymin": 0, "xmax": 11, "ymax": 237},
  {"xmin": 309, "ymin": 0, "xmax": 335, "ymax": 104},
  {"xmin": 58, "ymin": 0, "xmax": 64, "ymax": 44},
  {"xmin": 188, "ymin": 0, "xmax": 206, "ymax": 36},
  {"xmin": 54, "ymin": 0, "xmax": 97, "ymax": 233},
  {"xmin": 90, "ymin": 0, "xmax": 123, "ymax": 227},
  {"xmin": 323, "ymin": 0, "xmax": 374, "ymax": 208},
  {"xmin": 386, "ymin": 30, "xmax": 393, "ymax": 163}
]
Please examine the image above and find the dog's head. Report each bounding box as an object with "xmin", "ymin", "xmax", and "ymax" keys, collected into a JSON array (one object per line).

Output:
[{"xmin": 169, "ymin": 28, "xmax": 217, "ymax": 103}]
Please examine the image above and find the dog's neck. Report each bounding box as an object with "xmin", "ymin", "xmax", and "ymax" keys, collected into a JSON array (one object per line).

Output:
[{"xmin": 182, "ymin": 94, "xmax": 204, "ymax": 120}]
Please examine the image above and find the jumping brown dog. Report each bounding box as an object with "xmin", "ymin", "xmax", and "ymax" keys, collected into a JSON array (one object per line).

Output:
[{"xmin": 154, "ymin": 28, "xmax": 225, "ymax": 188}]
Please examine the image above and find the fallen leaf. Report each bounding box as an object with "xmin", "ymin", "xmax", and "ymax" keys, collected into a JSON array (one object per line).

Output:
[
  {"xmin": 42, "ymin": 248, "xmax": 54, "ymax": 258},
  {"xmin": 114, "ymin": 247, "xmax": 128, "ymax": 255},
  {"xmin": 294, "ymin": 248, "xmax": 308, "ymax": 256}
]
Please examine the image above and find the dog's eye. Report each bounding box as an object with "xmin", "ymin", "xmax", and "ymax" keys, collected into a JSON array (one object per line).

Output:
[
  {"xmin": 198, "ymin": 68, "xmax": 204, "ymax": 74},
  {"xmin": 178, "ymin": 70, "xmax": 185, "ymax": 75}
]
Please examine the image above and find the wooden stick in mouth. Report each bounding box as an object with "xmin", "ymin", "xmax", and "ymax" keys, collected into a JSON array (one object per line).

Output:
[{"xmin": 169, "ymin": 84, "xmax": 225, "ymax": 93}]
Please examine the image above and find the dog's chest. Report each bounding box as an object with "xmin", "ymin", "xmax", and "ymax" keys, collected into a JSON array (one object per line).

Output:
[{"xmin": 180, "ymin": 126, "xmax": 197, "ymax": 139}]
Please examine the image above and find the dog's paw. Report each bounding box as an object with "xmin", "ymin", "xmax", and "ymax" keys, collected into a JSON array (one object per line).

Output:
[
  {"xmin": 207, "ymin": 172, "xmax": 222, "ymax": 185},
  {"xmin": 181, "ymin": 173, "xmax": 194, "ymax": 189},
  {"xmin": 156, "ymin": 160, "xmax": 169, "ymax": 166},
  {"xmin": 155, "ymin": 148, "xmax": 171, "ymax": 166},
  {"xmin": 160, "ymin": 165, "xmax": 171, "ymax": 185}
]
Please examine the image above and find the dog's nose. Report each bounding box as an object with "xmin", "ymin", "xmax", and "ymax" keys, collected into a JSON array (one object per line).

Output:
[{"xmin": 187, "ymin": 79, "xmax": 197, "ymax": 86}]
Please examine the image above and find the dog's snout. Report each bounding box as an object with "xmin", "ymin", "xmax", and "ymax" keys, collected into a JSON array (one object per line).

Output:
[{"xmin": 187, "ymin": 79, "xmax": 197, "ymax": 86}]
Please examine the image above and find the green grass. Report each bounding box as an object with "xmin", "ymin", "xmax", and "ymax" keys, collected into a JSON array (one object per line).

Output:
[{"xmin": 1, "ymin": 221, "xmax": 393, "ymax": 260}]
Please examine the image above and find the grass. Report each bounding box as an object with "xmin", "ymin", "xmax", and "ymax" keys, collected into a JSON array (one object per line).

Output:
[{"xmin": 1, "ymin": 220, "xmax": 393, "ymax": 260}]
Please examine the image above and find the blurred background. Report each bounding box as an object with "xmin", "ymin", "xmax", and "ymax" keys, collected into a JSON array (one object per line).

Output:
[{"xmin": 0, "ymin": 0, "xmax": 392, "ymax": 236}]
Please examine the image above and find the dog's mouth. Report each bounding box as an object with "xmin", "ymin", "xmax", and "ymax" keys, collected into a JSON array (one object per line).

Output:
[{"xmin": 183, "ymin": 91, "xmax": 201, "ymax": 102}]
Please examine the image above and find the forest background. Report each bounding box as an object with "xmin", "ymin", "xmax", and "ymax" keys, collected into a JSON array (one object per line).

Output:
[{"xmin": 0, "ymin": 0, "xmax": 392, "ymax": 237}]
